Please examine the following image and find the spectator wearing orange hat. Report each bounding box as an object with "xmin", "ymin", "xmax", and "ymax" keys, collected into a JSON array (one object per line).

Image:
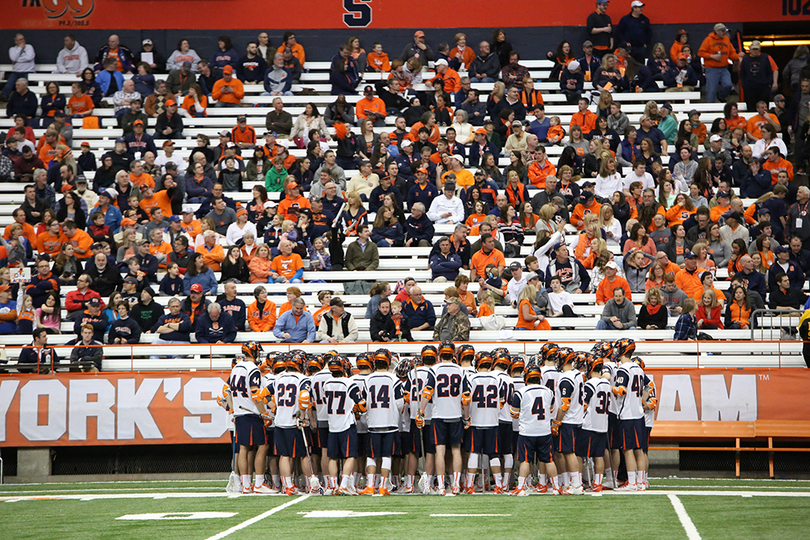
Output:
[
  {"xmin": 698, "ymin": 23, "xmax": 740, "ymax": 103},
  {"xmin": 154, "ymin": 98, "xmax": 183, "ymax": 139},
  {"xmin": 277, "ymin": 181, "xmax": 311, "ymax": 220},
  {"xmin": 212, "ymin": 65, "xmax": 244, "ymax": 107},
  {"xmin": 356, "ymin": 85, "xmax": 388, "ymax": 127},
  {"xmin": 399, "ymin": 30, "xmax": 434, "ymax": 67}
]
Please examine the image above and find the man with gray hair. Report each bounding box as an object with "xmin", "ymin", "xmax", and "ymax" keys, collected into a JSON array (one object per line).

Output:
[
  {"xmin": 1, "ymin": 33, "xmax": 36, "ymax": 103},
  {"xmin": 273, "ymin": 297, "xmax": 316, "ymax": 343},
  {"xmin": 152, "ymin": 297, "xmax": 192, "ymax": 346},
  {"xmin": 433, "ymin": 297, "xmax": 470, "ymax": 341},
  {"xmin": 263, "ymin": 53, "xmax": 294, "ymax": 97},
  {"xmin": 405, "ymin": 202, "xmax": 435, "ymax": 247},
  {"xmin": 317, "ymin": 297, "xmax": 358, "ymax": 343},
  {"xmin": 195, "ymin": 301, "xmax": 237, "ymax": 344}
]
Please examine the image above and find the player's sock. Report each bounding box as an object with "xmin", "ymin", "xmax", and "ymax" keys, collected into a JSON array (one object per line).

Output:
[
  {"xmin": 437, "ymin": 475, "xmax": 445, "ymax": 490},
  {"xmin": 466, "ymin": 472, "xmax": 475, "ymax": 487},
  {"xmin": 628, "ymin": 471, "xmax": 637, "ymax": 487},
  {"xmin": 493, "ymin": 472, "xmax": 503, "ymax": 489},
  {"xmin": 427, "ymin": 475, "xmax": 434, "ymax": 488},
  {"xmin": 605, "ymin": 468, "xmax": 613, "ymax": 485},
  {"xmin": 594, "ymin": 473, "xmax": 603, "ymax": 486},
  {"xmin": 562, "ymin": 472, "xmax": 570, "ymax": 486},
  {"xmin": 539, "ymin": 473, "xmax": 547, "ymax": 487},
  {"xmin": 574, "ymin": 471, "xmax": 582, "ymax": 488},
  {"xmin": 406, "ymin": 475, "xmax": 413, "ymax": 488},
  {"xmin": 503, "ymin": 472, "xmax": 511, "ymax": 489},
  {"xmin": 341, "ymin": 475, "xmax": 351, "ymax": 489},
  {"xmin": 452, "ymin": 472, "xmax": 461, "ymax": 488},
  {"xmin": 551, "ymin": 476, "xmax": 560, "ymax": 491},
  {"xmin": 637, "ymin": 470, "xmax": 644, "ymax": 486},
  {"xmin": 242, "ymin": 474, "xmax": 251, "ymax": 489},
  {"xmin": 367, "ymin": 474, "xmax": 376, "ymax": 490},
  {"xmin": 284, "ymin": 476, "xmax": 293, "ymax": 488},
  {"xmin": 272, "ymin": 474, "xmax": 281, "ymax": 489},
  {"xmin": 517, "ymin": 476, "xmax": 526, "ymax": 490},
  {"xmin": 554, "ymin": 474, "xmax": 562, "ymax": 488},
  {"xmin": 328, "ymin": 476, "xmax": 336, "ymax": 489},
  {"xmin": 613, "ymin": 469, "xmax": 619, "ymax": 485}
]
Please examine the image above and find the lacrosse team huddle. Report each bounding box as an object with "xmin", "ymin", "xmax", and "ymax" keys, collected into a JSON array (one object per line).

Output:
[{"xmin": 222, "ymin": 337, "xmax": 656, "ymax": 496}]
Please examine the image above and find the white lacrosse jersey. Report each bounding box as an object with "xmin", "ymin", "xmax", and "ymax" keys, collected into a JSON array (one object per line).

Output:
[
  {"xmin": 323, "ymin": 377, "xmax": 365, "ymax": 433},
  {"xmin": 273, "ymin": 371, "xmax": 311, "ymax": 428},
  {"xmin": 365, "ymin": 371, "xmax": 405, "ymax": 432},
  {"xmin": 581, "ymin": 378, "xmax": 611, "ymax": 433},
  {"xmin": 467, "ymin": 372, "xmax": 503, "ymax": 428},
  {"xmin": 602, "ymin": 360, "xmax": 620, "ymax": 416},
  {"xmin": 426, "ymin": 361, "xmax": 469, "ymax": 421},
  {"xmin": 541, "ymin": 365, "xmax": 560, "ymax": 396},
  {"xmin": 229, "ymin": 360, "xmax": 262, "ymax": 417},
  {"xmin": 351, "ymin": 373, "xmax": 370, "ymax": 433},
  {"xmin": 511, "ymin": 376, "xmax": 525, "ymax": 432},
  {"xmin": 410, "ymin": 365, "xmax": 435, "ymax": 421},
  {"xmin": 493, "ymin": 370, "xmax": 514, "ymax": 424},
  {"xmin": 310, "ymin": 368, "xmax": 333, "ymax": 428},
  {"xmin": 557, "ymin": 370, "xmax": 584, "ymax": 425},
  {"xmin": 615, "ymin": 362, "xmax": 645, "ymax": 420},
  {"xmin": 512, "ymin": 383, "xmax": 555, "ymax": 437}
]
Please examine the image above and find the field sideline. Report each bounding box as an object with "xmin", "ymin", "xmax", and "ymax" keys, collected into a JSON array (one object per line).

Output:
[{"xmin": 2, "ymin": 478, "xmax": 810, "ymax": 539}]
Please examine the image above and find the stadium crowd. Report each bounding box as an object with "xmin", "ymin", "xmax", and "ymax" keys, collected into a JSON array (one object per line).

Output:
[{"xmin": 1, "ymin": 8, "xmax": 810, "ymax": 371}]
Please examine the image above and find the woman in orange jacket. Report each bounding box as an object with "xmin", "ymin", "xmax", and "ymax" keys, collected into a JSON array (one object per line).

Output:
[
  {"xmin": 247, "ymin": 285, "xmax": 277, "ymax": 332},
  {"xmin": 248, "ymin": 244, "xmax": 274, "ymax": 283},
  {"xmin": 665, "ymin": 193, "xmax": 696, "ymax": 226}
]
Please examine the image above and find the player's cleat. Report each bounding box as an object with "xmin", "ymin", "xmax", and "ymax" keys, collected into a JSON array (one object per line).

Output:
[
  {"xmin": 378, "ymin": 487, "xmax": 390, "ymax": 496},
  {"xmin": 438, "ymin": 488, "xmax": 447, "ymax": 496},
  {"xmin": 536, "ymin": 484, "xmax": 548, "ymax": 494},
  {"xmin": 615, "ymin": 483, "xmax": 637, "ymax": 492},
  {"xmin": 493, "ymin": 486, "xmax": 503, "ymax": 495},
  {"xmin": 358, "ymin": 486, "xmax": 375, "ymax": 495},
  {"xmin": 401, "ymin": 486, "xmax": 414, "ymax": 494},
  {"xmin": 241, "ymin": 485, "xmax": 253, "ymax": 495},
  {"xmin": 284, "ymin": 487, "xmax": 298, "ymax": 496},
  {"xmin": 465, "ymin": 486, "xmax": 475, "ymax": 495},
  {"xmin": 562, "ymin": 485, "xmax": 572, "ymax": 495},
  {"xmin": 322, "ymin": 488, "xmax": 333, "ymax": 496},
  {"xmin": 591, "ymin": 483, "xmax": 603, "ymax": 493},
  {"xmin": 253, "ymin": 483, "xmax": 275, "ymax": 494},
  {"xmin": 617, "ymin": 480, "xmax": 629, "ymax": 489},
  {"xmin": 570, "ymin": 485, "xmax": 584, "ymax": 495},
  {"xmin": 638, "ymin": 482, "xmax": 647, "ymax": 492},
  {"xmin": 511, "ymin": 488, "xmax": 528, "ymax": 496},
  {"xmin": 552, "ymin": 487, "xmax": 564, "ymax": 495},
  {"xmin": 338, "ymin": 486, "xmax": 358, "ymax": 496},
  {"xmin": 451, "ymin": 486, "xmax": 460, "ymax": 495}
]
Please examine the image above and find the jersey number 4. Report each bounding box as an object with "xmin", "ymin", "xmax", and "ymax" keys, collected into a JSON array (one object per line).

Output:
[
  {"xmin": 531, "ymin": 396, "xmax": 546, "ymax": 420},
  {"xmin": 436, "ymin": 374, "xmax": 461, "ymax": 398},
  {"xmin": 230, "ymin": 375, "xmax": 248, "ymax": 398},
  {"xmin": 630, "ymin": 375, "xmax": 643, "ymax": 398}
]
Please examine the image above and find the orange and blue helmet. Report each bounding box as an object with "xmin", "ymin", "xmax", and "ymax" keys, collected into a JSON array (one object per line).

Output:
[
  {"xmin": 613, "ymin": 338, "xmax": 636, "ymax": 360},
  {"xmin": 241, "ymin": 341, "xmax": 264, "ymax": 362},
  {"xmin": 474, "ymin": 350, "xmax": 493, "ymax": 370}
]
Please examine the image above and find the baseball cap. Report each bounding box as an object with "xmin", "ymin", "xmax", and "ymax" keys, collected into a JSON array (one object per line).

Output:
[
  {"xmin": 661, "ymin": 102, "xmax": 672, "ymax": 111},
  {"xmin": 264, "ymin": 200, "xmax": 277, "ymax": 210},
  {"xmin": 190, "ymin": 283, "xmax": 203, "ymax": 293},
  {"xmin": 142, "ymin": 39, "xmax": 153, "ymax": 45},
  {"xmin": 724, "ymin": 210, "xmax": 742, "ymax": 222},
  {"xmin": 363, "ymin": 85, "xmax": 373, "ymax": 93},
  {"xmin": 133, "ymin": 119, "xmax": 144, "ymax": 126},
  {"xmin": 689, "ymin": 109, "xmax": 700, "ymax": 117},
  {"xmin": 582, "ymin": 181, "xmax": 595, "ymax": 189},
  {"xmin": 448, "ymin": 154, "xmax": 463, "ymax": 163},
  {"xmin": 758, "ymin": 207, "xmax": 771, "ymax": 215},
  {"xmin": 76, "ymin": 175, "xmax": 87, "ymax": 184},
  {"xmin": 287, "ymin": 181, "xmax": 299, "ymax": 190},
  {"xmin": 775, "ymin": 245, "xmax": 789, "ymax": 254},
  {"xmin": 714, "ymin": 23, "xmax": 728, "ymax": 33},
  {"xmin": 182, "ymin": 205, "xmax": 195, "ymax": 214},
  {"xmin": 219, "ymin": 130, "xmax": 231, "ymax": 138},
  {"xmin": 606, "ymin": 261, "xmax": 619, "ymax": 270},
  {"xmin": 474, "ymin": 127, "xmax": 488, "ymax": 135},
  {"xmin": 774, "ymin": 94, "xmax": 786, "ymax": 102},
  {"xmin": 509, "ymin": 262, "xmax": 522, "ymax": 270},
  {"xmin": 88, "ymin": 297, "xmax": 102, "ymax": 306},
  {"xmin": 678, "ymin": 52, "xmax": 689, "ymax": 61},
  {"xmin": 414, "ymin": 30, "xmax": 425, "ymax": 38},
  {"xmin": 181, "ymin": 61, "xmax": 192, "ymax": 69},
  {"xmin": 162, "ymin": 140, "xmax": 174, "ymax": 147},
  {"xmin": 583, "ymin": 40, "xmax": 594, "ymax": 47},
  {"xmin": 444, "ymin": 182, "xmax": 457, "ymax": 192},
  {"xmin": 595, "ymin": 0, "xmax": 607, "ymax": 4},
  {"xmin": 165, "ymin": 99, "xmax": 176, "ymax": 107},
  {"xmin": 139, "ymin": 183, "xmax": 151, "ymax": 192},
  {"xmin": 717, "ymin": 190, "xmax": 730, "ymax": 198},
  {"xmin": 223, "ymin": 65, "xmax": 233, "ymax": 74},
  {"xmin": 100, "ymin": 188, "xmax": 117, "ymax": 199},
  {"xmin": 445, "ymin": 297, "xmax": 461, "ymax": 306},
  {"xmin": 435, "ymin": 58, "xmax": 448, "ymax": 67},
  {"xmin": 710, "ymin": 134, "xmax": 722, "ymax": 143},
  {"xmin": 683, "ymin": 250, "xmax": 697, "ymax": 260},
  {"xmin": 567, "ymin": 60, "xmax": 580, "ymax": 71},
  {"xmin": 416, "ymin": 167, "xmax": 428, "ymax": 174},
  {"xmin": 121, "ymin": 217, "xmax": 136, "ymax": 227},
  {"xmin": 168, "ymin": 215, "xmax": 181, "ymax": 223},
  {"xmin": 237, "ymin": 114, "xmax": 247, "ymax": 122},
  {"xmin": 115, "ymin": 137, "xmax": 126, "ymax": 144},
  {"xmin": 511, "ymin": 120, "xmax": 523, "ymax": 127},
  {"xmin": 401, "ymin": 139, "xmax": 412, "ymax": 148},
  {"xmin": 80, "ymin": 141, "xmax": 90, "ymax": 147},
  {"xmin": 330, "ymin": 297, "xmax": 345, "ymax": 307},
  {"xmin": 631, "ymin": 1, "xmax": 644, "ymax": 6},
  {"xmin": 749, "ymin": 40, "xmax": 762, "ymax": 50},
  {"xmin": 124, "ymin": 276, "xmax": 138, "ymax": 284}
]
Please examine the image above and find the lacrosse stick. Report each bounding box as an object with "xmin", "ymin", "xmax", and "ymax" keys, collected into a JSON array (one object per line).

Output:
[
  {"xmin": 295, "ymin": 409, "xmax": 322, "ymax": 493},
  {"xmin": 226, "ymin": 418, "xmax": 241, "ymax": 493},
  {"xmin": 417, "ymin": 426, "xmax": 429, "ymax": 494}
]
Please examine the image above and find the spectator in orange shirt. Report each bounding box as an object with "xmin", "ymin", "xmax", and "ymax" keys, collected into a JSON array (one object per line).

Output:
[
  {"xmin": 37, "ymin": 131, "xmax": 69, "ymax": 169},
  {"xmin": 763, "ymin": 147, "xmax": 794, "ymax": 183},
  {"xmin": 37, "ymin": 219, "xmax": 67, "ymax": 257},
  {"xmin": 195, "ymin": 230, "xmax": 225, "ymax": 271},
  {"xmin": 67, "ymin": 81, "xmax": 95, "ymax": 118},
  {"xmin": 432, "ymin": 59, "xmax": 462, "ymax": 94},
  {"xmin": 527, "ymin": 145, "xmax": 557, "ymax": 188},
  {"xmin": 270, "ymin": 239, "xmax": 304, "ymax": 283},
  {"xmin": 450, "ymin": 33, "xmax": 476, "ymax": 70},
  {"xmin": 62, "ymin": 220, "xmax": 93, "ymax": 260},
  {"xmin": 277, "ymin": 32, "xmax": 305, "ymax": 68},
  {"xmin": 366, "ymin": 42, "xmax": 391, "ymax": 72},
  {"xmin": 276, "ymin": 181, "xmax": 311, "ymax": 220},
  {"xmin": 596, "ymin": 260, "xmax": 632, "ymax": 305},
  {"xmin": 356, "ymin": 85, "xmax": 387, "ymax": 127},
  {"xmin": 469, "ymin": 233, "xmax": 505, "ymax": 281},
  {"xmin": 231, "ymin": 114, "xmax": 256, "ymax": 149},
  {"xmin": 698, "ymin": 23, "xmax": 740, "ymax": 103},
  {"xmin": 570, "ymin": 97, "xmax": 598, "ymax": 134},
  {"xmin": 247, "ymin": 285, "xmax": 278, "ymax": 332},
  {"xmin": 746, "ymin": 100, "xmax": 781, "ymax": 141},
  {"xmin": 129, "ymin": 159, "xmax": 155, "ymax": 190},
  {"xmin": 212, "ymin": 65, "xmax": 244, "ymax": 107},
  {"xmin": 180, "ymin": 205, "xmax": 202, "ymax": 240}
]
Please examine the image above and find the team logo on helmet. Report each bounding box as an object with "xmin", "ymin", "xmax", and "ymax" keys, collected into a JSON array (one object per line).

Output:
[
  {"xmin": 374, "ymin": 348, "xmax": 392, "ymax": 369},
  {"xmin": 510, "ymin": 356, "xmax": 526, "ymax": 374},
  {"xmin": 493, "ymin": 350, "xmax": 512, "ymax": 370},
  {"xmin": 555, "ymin": 347, "xmax": 576, "ymax": 371},
  {"xmin": 241, "ymin": 341, "xmax": 264, "ymax": 362},
  {"xmin": 327, "ymin": 356, "xmax": 344, "ymax": 373},
  {"xmin": 632, "ymin": 356, "xmax": 646, "ymax": 370},
  {"xmin": 395, "ymin": 358, "xmax": 414, "ymax": 380},
  {"xmin": 439, "ymin": 341, "xmax": 456, "ymax": 358},
  {"xmin": 613, "ymin": 338, "xmax": 636, "ymax": 360}
]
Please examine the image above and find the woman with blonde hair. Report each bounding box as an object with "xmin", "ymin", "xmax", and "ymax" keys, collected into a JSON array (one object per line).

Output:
[
  {"xmin": 195, "ymin": 217, "xmax": 220, "ymax": 249},
  {"xmin": 535, "ymin": 203, "xmax": 558, "ymax": 235},
  {"xmin": 477, "ymin": 288, "xmax": 496, "ymax": 318},
  {"xmin": 248, "ymin": 243, "xmax": 274, "ymax": 284},
  {"xmin": 644, "ymin": 100, "xmax": 661, "ymax": 126},
  {"xmin": 595, "ymin": 156, "xmax": 622, "ymax": 199},
  {"xmin": 597, "ymin": 90, "xmax": 614, "ymax": 118},
  {"xmin": 487, "ymin": 81, "xmax": 506, "ymax": 116},
  {"xmin": 638, "ymin": 287, "xmax": 667, "ymax": 330},
  {"xmin": 573, "ymin": 222, "xmax": 601, "ymax": 270},
  {"xmin": 598, "ymin": 203, "xmax": 621, "ymax": 247},
  {"xmin": 691, "ymin": 241, "xmax": 716, "ymax": 273},
  {"xmin": 697, "ymin": 288, "xmax": 723, "ymax": 329},
  {"xmin": 515, "ymin": 284, "xmax": 551, "ymax": 330}
]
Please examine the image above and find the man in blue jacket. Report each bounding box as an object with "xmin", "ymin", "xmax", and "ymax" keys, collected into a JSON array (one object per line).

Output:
[
  {"xmin": 402, "ymin": 286, "xmax": 436, "ymax": 331},
  {"xmin": 274, "ymin": 298, "xmax": 316, "ymax": 343},
  {"xmin": 405, "ymin": 202, "xmax": 435, "ymax": 247},
  {"xmin": 615, "ymin": 1, "xmax": 652, "ymax": 61},
  {"xmin": 18, "ymin": 328, "xmax": 59, "ymax": 374},
  {"xmin": 195, "ymin": 302, "xmax": 237, "ymax": 344},
  {"xmin": 263, "ymin": 53, "xmax": 293, "ymax": 97},
  {"xmin": 430, "ymin": 237, "xmax": 463, "ymax": 281},
  {"xmin": 468, "ymin": 128, "xmax": 500, "ymax": 167}
]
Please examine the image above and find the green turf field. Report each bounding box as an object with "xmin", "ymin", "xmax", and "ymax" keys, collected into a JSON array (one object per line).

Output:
[{"xmin": 2, "ymin": 478, "xmax": 810, "ymax": 540}]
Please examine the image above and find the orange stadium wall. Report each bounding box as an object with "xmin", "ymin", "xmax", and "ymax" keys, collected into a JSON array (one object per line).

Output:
[
  {"xmin": 0, "ymin": 0, "xmax": 807, "ymax": 67},
  {"xmin": 0, "ymin": 368, "xmax": 807, "ymax": 447}
]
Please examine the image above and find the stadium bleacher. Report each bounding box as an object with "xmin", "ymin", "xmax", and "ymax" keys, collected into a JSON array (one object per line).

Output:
[{"xmin": 0, "ymin": 51, "xmax": 804, "ymax": 373}]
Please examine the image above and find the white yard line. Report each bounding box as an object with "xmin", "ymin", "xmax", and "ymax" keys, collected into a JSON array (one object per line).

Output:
[
  {"xmin": 205, "ymin": 494, "xmax": 311, "ymax": 540},
  {"xmin": 668, "ymin": 494, "xmax": 702, "ymax": 540}
]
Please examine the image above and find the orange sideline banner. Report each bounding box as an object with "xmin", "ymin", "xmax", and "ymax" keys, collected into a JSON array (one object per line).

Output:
[
  {"xmin": 0, "ymin": 368, "xmax": 808, "ymax": 447},
  {"xmin": 2, "ymin": 0, "xmax": 808, "ymax": 31}
]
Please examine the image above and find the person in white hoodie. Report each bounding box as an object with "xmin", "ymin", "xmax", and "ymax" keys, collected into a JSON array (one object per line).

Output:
[
  {"xmin": 1, "ymin": 33, "xmax": 35, "ymax": 101},
  {"xmin": 56, "ymin": 34, "xmax": 88, "ymax": 74},
  {"xmin": 427, "ymin": 180, "xmax": 464, "ymax": 225}
]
